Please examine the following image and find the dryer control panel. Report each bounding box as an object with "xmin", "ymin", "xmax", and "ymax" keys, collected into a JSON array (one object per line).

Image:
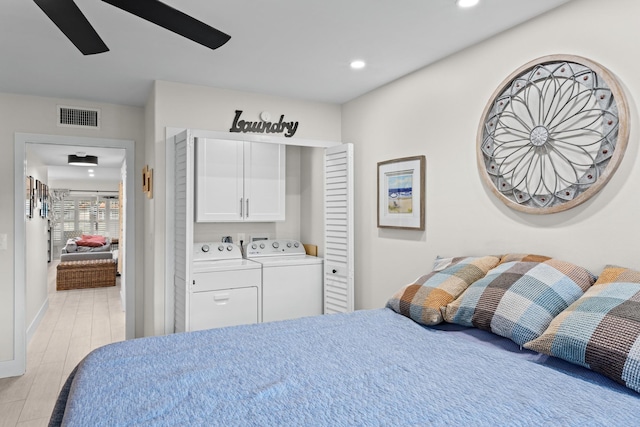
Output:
[
  {"xmin": 193, "ymin": 242, "xmax": 243, "ymax": 261},
  {"xmin": 244, "ymin": 239, "xmax": 306, "ymax": 258}
]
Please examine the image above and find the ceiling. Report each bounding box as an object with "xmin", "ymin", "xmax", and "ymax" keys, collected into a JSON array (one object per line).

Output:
[
  {"xmin": 2, "ymin": 0, "xmax": 573, "ymax": 108},
  {"xmin": 27, "ymin": 144, "xmax": 125, "ymax": 182},
  {"xmin": 8, "ymin": 0, "xmax": 573, "ymax": 181}
]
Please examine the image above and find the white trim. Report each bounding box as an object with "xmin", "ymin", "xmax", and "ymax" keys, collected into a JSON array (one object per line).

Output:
[
  {"xmin": 26, "ymin": 299, "xmax": 49, "ymax": 344},
  {"xmin": 1, "ymin": 137, "xmax": 28, "ymax": 378},
  {"xmin": 163, "ymin": 127, "xmax": 341, "ymax": 334},
  {"xmin": 164, "ymin": 130, "xmax": 177, "ymax": 334},
  {"xmin": 166, "ymin": 128, "xmax": 341, "ymax": 149},
  {"xmin": 10, "ymin": 133, "xmax": 136, "ymax": 378},
  {"xmin": 119, "ymin": 161, "xmax": 127, "ymax": 314}
]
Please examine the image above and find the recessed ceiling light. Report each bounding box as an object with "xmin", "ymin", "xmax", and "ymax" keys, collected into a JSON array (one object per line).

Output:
[
  {"xmin": 89, "ymin": 174, "xmax": 95, "ymax": 177},
  {"xmin": 457, "ymin": 0, "xmax": 479, "ymax": 8},
  {"xmin": 350, "ymin": 60, "xmax": 366, "ymax": 70},
  {"xmin": 88, "ymin": 169, "xmax": 94, "ymax": 173}
]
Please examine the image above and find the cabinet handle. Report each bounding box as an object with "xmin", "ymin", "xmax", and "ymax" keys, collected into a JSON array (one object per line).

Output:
[
  {"xmin": 213, "ymin": 293, "xmax": 230, "ymax": 304},
  {"xmin": 246, "ymin": 199, "xmax": 249, "ymax": 217},
  {"xmin": 240, "ymin": 198, "xmax": 243, "ymax": 218},
  {"xmin": 214, "ymin": 293, "xmax": 230, "ymax": 301}
]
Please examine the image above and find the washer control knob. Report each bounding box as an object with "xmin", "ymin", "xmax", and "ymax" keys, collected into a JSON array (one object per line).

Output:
[
  {"xmin": 217, "ymin": 245, "xmax": 224, "ymax": 252},
  {"xmin": 201, "ymin": 244, "xmax": 210, "ymax": 252},
  {"xmin": 294, "ymin": 242, "xmax": 299, "ymax": 248},
  {"xmin": 272, "ymin": 241, "xmax": 280, "ymax": 249},
  {"xmin": 287, "ymin": 242, "xmax": 292, "ymax": 248},
  {"xmin": 226, "ymin": 245, "xmax": 233, "ymax": 251},
  {"xmin": 251, "ymin": 243, "xmax": 257, "ymax": 249},
  {"xmin": 260, "ymin": 243, "xmax": 265, "ymax": 249}
]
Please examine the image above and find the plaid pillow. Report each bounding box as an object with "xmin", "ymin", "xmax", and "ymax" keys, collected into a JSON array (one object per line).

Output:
[
  {"xmin": 524, "ymin": 265, "xmax": 640, "ymax": 393},
  {"xmin": 498, "ymin": 253, "xmax": 553, "ymax": 264},
  {"xmin": 386, "ymin": 256, "xmax": 500, "ymax": 326},
  {"xmin": 443, "ymin": 255, "xmax": 596, "ymax": 346}
]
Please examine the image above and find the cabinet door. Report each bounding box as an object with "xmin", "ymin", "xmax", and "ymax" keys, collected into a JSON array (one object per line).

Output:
[
  {"xmin": 195, "ymin": 138, "xmax": 244, "ymax": 222},
  {"xmin": 324, "ymin": 143, "xmax": 354, "ymax": 314},
  {"xmin": 189, "ymin": 287, "xmax": 259, "ymax": 331},
  {"xmin": 243, "ymin": 142, "xmax": 286, "ymax": 221}
]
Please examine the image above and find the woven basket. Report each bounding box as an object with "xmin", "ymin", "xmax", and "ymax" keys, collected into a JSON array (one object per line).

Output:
[{"xmin": 56, "ymin": 259, "xmax": 117, "ymax": 291}]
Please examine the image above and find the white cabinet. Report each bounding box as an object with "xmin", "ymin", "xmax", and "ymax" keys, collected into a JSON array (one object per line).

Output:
[
  {"xmin": 195, "ymin": 138, "xmax": 285, "ymax": 222},
  {"xmin": 244, "ymin": 142, "xmax": 286, "ymax": 221}
]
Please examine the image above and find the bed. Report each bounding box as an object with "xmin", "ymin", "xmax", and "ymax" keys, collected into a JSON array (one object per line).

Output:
[{"xmin": 50, "ymin": 255, "xmax": 640, "ymax": 426}]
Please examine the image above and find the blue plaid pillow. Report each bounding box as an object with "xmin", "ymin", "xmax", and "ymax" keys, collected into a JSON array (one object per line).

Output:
[
  {"xmin": 443, "ymin": 255, "xmax": 596, "ymax": 346},
  {"xmin": 525, "ymin": 266, "xmax": 640, "ymax": 393}
]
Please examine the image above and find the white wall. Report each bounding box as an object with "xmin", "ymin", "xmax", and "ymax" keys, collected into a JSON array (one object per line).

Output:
[
  {"xmin": 146, "ymin": 80, "xmax": 342, "ymax": 335},
  {"xmin": 0, "ymin": 92, "xmax": 145, "ymax": 366},
  {"xmin": 48, "ymin": 179, "xmax": 119, "ymax": 193},
  {"xmin": 24, "ymin": 147, "xmax": 49, "ymax": 340},
  {"xmin": 300, "ymin": 145, "xmax": 327, "ymax": 252},
  {"xmin": 342, "ymin": 0, "xmax": 640, "ymax": 310}
]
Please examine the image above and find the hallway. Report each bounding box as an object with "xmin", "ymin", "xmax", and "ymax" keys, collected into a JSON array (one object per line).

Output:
[{"xmin": 0, "ymin": 262, "xmax": 125, "ymax": 426}]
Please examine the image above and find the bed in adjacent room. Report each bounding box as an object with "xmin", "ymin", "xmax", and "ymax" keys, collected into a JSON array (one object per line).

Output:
[{"xmin": 50, "ymin": 255, "xmax": 640, "ymax": 426}]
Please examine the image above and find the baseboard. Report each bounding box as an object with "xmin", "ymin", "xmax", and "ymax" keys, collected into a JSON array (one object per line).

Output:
[
  {"xmin": 0, "ymin": 357, "xmax": 25, "ymax": 378},
  {"xmin": 27, "ymin": 298, "xmax": 49, "ymax": 344}
]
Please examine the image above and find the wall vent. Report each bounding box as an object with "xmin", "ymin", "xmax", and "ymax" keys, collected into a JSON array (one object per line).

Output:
[{"xmin": 57, "ymin": 105, "xmax": 101, "ymax": 129}]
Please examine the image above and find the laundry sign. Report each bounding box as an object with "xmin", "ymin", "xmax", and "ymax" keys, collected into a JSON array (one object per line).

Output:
[{"xmin": 229, "ymin": 110, "xmax": 299, "ymax": 138}]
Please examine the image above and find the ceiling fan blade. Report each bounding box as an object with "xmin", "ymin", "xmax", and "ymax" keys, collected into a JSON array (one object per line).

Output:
[
  {"xmin": 102, "ymin": 0, "xmax": 231, "ymax": 51},
  {"xmin": 33, "ymin": 0, "xmax": 109, "ymax": 55}
]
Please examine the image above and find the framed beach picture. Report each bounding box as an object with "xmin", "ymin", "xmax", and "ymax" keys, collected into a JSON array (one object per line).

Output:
[{"xmin": 377, "ymin": 156, "xmax": 425, "ymax": 230}]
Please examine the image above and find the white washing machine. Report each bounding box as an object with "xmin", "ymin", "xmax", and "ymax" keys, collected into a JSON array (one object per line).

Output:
[
  {"xmin": 190, "ymin": 242, "xmax": 262, "ymax": 331},
  {"xmin": 245, "ymin": 239, "xmax": 323, "ymax": 323}
]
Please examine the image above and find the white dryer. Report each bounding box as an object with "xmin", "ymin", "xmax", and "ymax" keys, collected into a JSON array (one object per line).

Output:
[
  {"xmin": 245, "ymin": 239, "xmax": 323, "ymax": 323},
  {"xmin": 190, "ymin": 242, "xmax": 262, "ymax": 331}
]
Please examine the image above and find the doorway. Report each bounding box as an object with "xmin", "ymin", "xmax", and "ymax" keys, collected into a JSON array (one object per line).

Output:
[
  {"xmin": 52, "ymin": 193, "xmax": 121, "ymax": 257},
  {"xmin": 11, "ymin": 133, "xmax": 135, "ymax": 377}
]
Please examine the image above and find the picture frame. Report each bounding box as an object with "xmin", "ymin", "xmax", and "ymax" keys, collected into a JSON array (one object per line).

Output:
[
  {"xmin": 26, "ymin": 176, "xmax": 33, "ymax": 219},
  {"xmin": 142, "ymin": 165, "xmax": 153, "ymax": 199},
  {"xmin": 377, "ymin": 155, "xmax": 425, "ymax": 230},
  {"xmin": 36, "ymin": 179, "xmax": 42, "ymax": 202},
  {"xmin": 40, "ymin": 182, "xmax": 48, "ymax": 218}
]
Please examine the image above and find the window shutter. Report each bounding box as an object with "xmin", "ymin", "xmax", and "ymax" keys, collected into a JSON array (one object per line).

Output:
[
  {"xmin": 174, "ymin": 132, "xmax": 194, "ymax": 333},
  {"xmin": 324, "ymin": 143, "xmax": 354, "ymax": 314}
]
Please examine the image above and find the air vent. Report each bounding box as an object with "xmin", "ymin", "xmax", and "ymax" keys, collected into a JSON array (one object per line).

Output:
[{"xmin": 57, "ymin": 105, "xmax": 101, "ymax": 129}]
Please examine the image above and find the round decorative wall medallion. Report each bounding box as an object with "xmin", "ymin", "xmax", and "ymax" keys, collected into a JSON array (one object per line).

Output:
[{"xmin": 477, "ymin": 55, "xmax": 630, "ymax": 214}]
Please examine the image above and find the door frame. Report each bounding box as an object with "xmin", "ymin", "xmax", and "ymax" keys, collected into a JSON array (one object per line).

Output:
[
  {"xmin": 8, "ymin": 133, "xmax": 135, "ymax": 377},
  {"xmin": 164, "ymin": 128, "xmax": 342, "ymax": 334}
]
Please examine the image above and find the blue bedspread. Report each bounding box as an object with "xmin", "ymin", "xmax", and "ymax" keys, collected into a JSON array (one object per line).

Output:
[{"xmin": 52, "ymin": 308, "xmax": 640, "ymax": 426}]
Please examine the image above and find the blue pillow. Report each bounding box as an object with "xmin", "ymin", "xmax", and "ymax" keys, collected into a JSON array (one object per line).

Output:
[
  {"xmin": 443, "ymin": 255, "xmax": 596, "ymax": 346},
  {"xmin": 525, "ymin": 265, "xmax": 640, "ymax": 393}
]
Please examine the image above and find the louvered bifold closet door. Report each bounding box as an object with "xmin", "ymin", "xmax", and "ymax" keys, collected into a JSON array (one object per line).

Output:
[
  {"xmin": 324, "ymin": 143, "xmax": 354, "ymax": 314},
  {"xmin": 174, "ymin": 131, "xmax": 193, "ymax": 333}
]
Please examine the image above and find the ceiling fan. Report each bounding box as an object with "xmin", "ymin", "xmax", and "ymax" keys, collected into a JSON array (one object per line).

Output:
[{"xmin": 33, "ymin": 0, "xmax": 231, "ymax": 55}]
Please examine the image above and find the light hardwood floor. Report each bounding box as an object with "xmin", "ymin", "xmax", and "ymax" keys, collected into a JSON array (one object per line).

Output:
[{"xmin": 0, "ymin": 261, "xmax": 125, "ymax": 427}]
